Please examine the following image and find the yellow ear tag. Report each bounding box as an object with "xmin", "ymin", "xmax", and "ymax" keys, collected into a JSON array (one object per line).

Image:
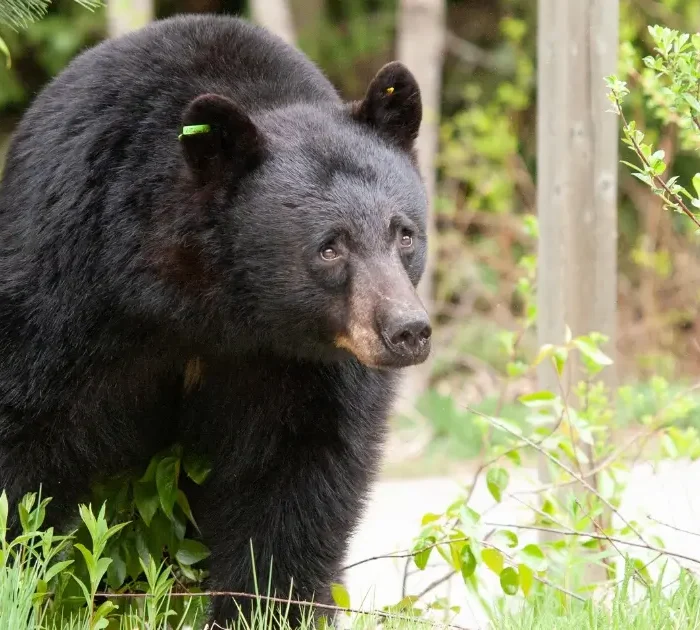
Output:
[{"xmin": 385, "ymin": 86, "xmax": 395, "ymax": 95}]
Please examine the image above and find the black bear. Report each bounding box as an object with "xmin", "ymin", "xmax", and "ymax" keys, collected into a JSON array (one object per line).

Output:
[{"xmin": 0, "ymin": 13, "xmax": 431, "ymax": 627}]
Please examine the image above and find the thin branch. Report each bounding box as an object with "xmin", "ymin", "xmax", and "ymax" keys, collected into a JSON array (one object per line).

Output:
[
  {"xmin": 467, "ymin": 405, "xmax": 650, "ymax": 547},
  {"xmin": 575, "ymin": 499, "xmax": 647, "ymax": 587},
  {"xmin": 614, "ymin": 94, "xmax": 700, "ymax": 230},
  {"xmin": 510, "ymin": 381, "xmax": 700, "ymax": 498},
  {"xmin": 347, "ymin": 533, "xmax": 586, "ymax": 603},
  {"xmin": 416, "ymin": 570, "xmax": 457, "ymax": 599},
  {"xmin": 95, "ymin": 588, "xmax": 474, "ymax": 630},
  {"xmin": 478, "ymin": 539, "xmax": 586, "ymax": 602},
  {"xmin": 646, "ymin": 515, "xmax": 700, "ymax": 539},
  {"xmin": 482, "ymin": 522, "xmax": 700, "ymax": 568}
]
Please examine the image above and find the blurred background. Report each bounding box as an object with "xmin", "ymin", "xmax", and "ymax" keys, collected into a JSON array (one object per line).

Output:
[{"xmin": 1, "ymin": 0, "xmax": 700, "ymax": 479}]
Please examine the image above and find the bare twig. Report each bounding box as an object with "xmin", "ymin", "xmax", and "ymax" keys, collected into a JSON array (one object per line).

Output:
[
  {"xmin": 576, "ymin": 499, "xmax": 647, "ymax": 586},
  {"xmin": 416, "ymin": 570, "xmax": 458, "ymax": 599},
  {"xmin": 646, "ymin": 515, "xmax": 700, "ymax": 539},
  {"xmin": 478, "ymin": 539, "xmax": 586, "ymax": 602},
  {"xmin": 481, "ymin": 522, "xmax": 700, "ymax": 568},
  {"xmin": 95, "ymin": 588, "xmax": 474, "ymax": 630}
]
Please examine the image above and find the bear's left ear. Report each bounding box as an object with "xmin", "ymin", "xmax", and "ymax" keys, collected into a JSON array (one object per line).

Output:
[
  {"xmin": 350, "ymin": 61, "xmax": 422, "ymax": 153},
  {"xmin": 179, "ymin": 93, "xmax": 265, "ymax": 184}
]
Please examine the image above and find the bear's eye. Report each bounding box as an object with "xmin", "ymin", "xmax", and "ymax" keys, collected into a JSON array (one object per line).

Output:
[
  {"xmin": 399, "ymin": 231, "xmax": 413, "ymax": 248},
  {"xmin": 320, "ymin": 246, "xmax": 339, "ymax": 261}
]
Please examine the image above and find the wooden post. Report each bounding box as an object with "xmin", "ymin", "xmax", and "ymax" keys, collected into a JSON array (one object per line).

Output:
[
  {"xmin": 249, "ymin": 0, "xmax": 296, "ymax": 47},
  {"xmin": 397, "ymin": 0, "xmax": 445, "ymax": 312},
  {"xmin": 394, "ymin": 0, "xmax": 445, "ymax": 411},
  {"xmin": 536, "ymin": 0, "xmax": 619, "ymax": 582},
  {"xmin": 106, "ymin": 0, "xmax": 153, "ymax": 37}
]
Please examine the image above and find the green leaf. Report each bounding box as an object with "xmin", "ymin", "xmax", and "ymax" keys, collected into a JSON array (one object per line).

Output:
[
  {"xmin": 481, "ymin": 548, "xmax": 504, "ymax": 574},
  {"xmin": 448, "ymin": 539, "xmax": 465, "ymax": 570},
  {"xmin": 486, "ymin": 467, "xmax": 509, "ymax": 503},
  {"xmin": 0, "ymin": 37, "xmax": 10, "ymax": 70},
  {"xmin": 518, "ymin": 544, "xmax": 548, "ymax": 572},
  {"xmin": 684, "ymin": 93, "xmax": 700, "ymax": 113},
  {"xmin": 330, "ymin": 582, "xmax": 351, "ymax": 609},
  {"xmin": 183, "ymin": 453, "xmax": 212, "ymax": 485},
  {"xmin": 133, "ymin": 481, "xmax": 159, "ymax": 527},
  {"xmin": 139, "ymin": 456, "xmax": 160, "ymax": 484},
  {"xmin": 392, "ymin": 595, "xmax": 420, "ymax": 613},
  {"xmin": 519, "ymin": 391, "xmax": 556, "ymax": 408},
  {"xmin": 175, "ymin": 539, "xmax": 211, "ymax": 566},
  {"xmin": 0, "ymin": 491, "xmax": 7, "ymax": 542},
  {"xmin": 533, "ymin": 344, "xmax": 554, "ymax": 365},
  {"xmin": 573, "ymin": 338, "xmax": 613, "ymax": 368},
  {"xmin": 692, "ymin": 173, "xmax": 700, "ymax": 199},
  {"xmin": 33, "ymin": 579, "xmax": 48, "ymax": 604},
  {"xmin": 459, "ymin": 506, "xmax": 480, "ymax": 530},
  {"xmin": 519, "ymin": 563, "xmax": 534, "ymax": 596},
  {"xmin": 106, "ymin": 547, "xmax": 127, "ymax": 590},
  {"xmin": 70, "ymin": 574, "xmax": 92, "ymax": 608},
  {"xmin": 553, "ymin": 347, "xmax": 568, "ymax": 375},
  {"xmin": 74, "ymin": 543, "xmax": 96, "ymax": 575},
  {"xmin": 413, "ymin": 537, "xmax": 435, "ymax": 570},
  {"xmin": 44, "ymin": 560, "xmax": 74, "ymax": 584},
  {"xmin": 94, "ymin": 556, "xmax": 113, "ymax": 587},
  {"xmin": 156, "ymin": 456, "xmax": 180, "ymax": 519},
  {"xmin": 92, "ymin": 600, "xmax": 117, "ymax": 629},
  {"xmin": 421, "ymin": 512, "xmax": 441, "ymax": 526},
  {"xmin": 500, "ymin": 566, "xmax": 520, "ymax": 596},
  {"xmin": 492, "ymin": 530, "xmax": 518, "ymax": 549},
  {"xmin": 460, "ymin": 545, "xmax": 477, "ymax": 580},
  {"xmin": 176, "ymin": 490, "xmax": 199, "ymax": 530}
]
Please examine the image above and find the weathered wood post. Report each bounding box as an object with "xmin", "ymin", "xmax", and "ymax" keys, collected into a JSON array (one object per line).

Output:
[
  {"xmin": 106, "ymin": 0, "xmax": 153, "ymax": 37},
  {"xmin": 395, "ymin": 0, "xmax": 446, "ymax": 410},
  {"xmin": 249, "ymin": 0, "xmax": 296, "ymax": 47},
  {"xmin": 536, "ymin": 0, "xmax": 619, "ymax": 582}
]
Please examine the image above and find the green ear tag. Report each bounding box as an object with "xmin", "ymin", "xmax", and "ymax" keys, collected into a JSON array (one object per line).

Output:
[{"xmin": 178, "ymin": 124, "xmax": 211, "ymax": 141}]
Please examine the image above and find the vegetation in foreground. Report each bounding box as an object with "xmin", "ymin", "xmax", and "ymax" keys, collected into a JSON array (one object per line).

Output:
[{"xmin": 4, "ymin": 489, "xmax": 700, "ymax": 630}]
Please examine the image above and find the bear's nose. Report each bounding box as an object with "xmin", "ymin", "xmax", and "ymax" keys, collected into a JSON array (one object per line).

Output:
[{"xmin": 382, "ymin": 312, "xmax": 432, "ymax": 359}]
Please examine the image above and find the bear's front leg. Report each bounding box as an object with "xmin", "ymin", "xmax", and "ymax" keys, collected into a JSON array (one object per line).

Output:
[
  {"xmin": 196, "ymin": 459, "xmax": 363, "ymax": 629},
  {"xmin": 178, "ymin": 358, "xmax": 393, "ymax": 629}
]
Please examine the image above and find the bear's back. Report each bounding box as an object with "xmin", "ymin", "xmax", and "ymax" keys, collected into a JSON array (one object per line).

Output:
[
  {"xmin": 27, "ymin": 14, "xmax": 338, "ymax": 121},
  {"xmin": 0, "ymin": 15, "xmax": 340, "ymax": 262}
]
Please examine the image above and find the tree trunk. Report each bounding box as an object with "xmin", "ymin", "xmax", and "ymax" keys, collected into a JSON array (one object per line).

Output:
[
  {"xmin": 106, "ymin": 0, "xmax": 154, "ymax": 37},
  {"xmin": 394, "ymin": 0, "xmax": 446, "ymax": 414},
  {"xmin": 536, "ymin": 0, "xmax": 619, "ymax": 585},
  {"xmin": 249, "ymin": 0, "xmax": 296, "ymax": 46}
]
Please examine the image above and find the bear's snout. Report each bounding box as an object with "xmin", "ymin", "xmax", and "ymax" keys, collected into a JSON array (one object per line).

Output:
[
  {"xmin": 334, "ymin": 258, "xmax": 432, "ymax": 369},
  {"xmin": 380, "ymin": 309, "xmax": 432, "ymax": 364}
]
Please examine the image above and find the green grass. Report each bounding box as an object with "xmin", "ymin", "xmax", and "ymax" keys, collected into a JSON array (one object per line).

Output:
[
  {"xmin": 4, "ymin": 511, "xmax": 700, "ymax": 630},
  {"xmin": 494, "ymin": 567, "xmax": 700, "ymax": 630}
]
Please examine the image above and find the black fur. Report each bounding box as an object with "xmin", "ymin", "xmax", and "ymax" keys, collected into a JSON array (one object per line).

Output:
[{"xmin": 0, "ymin": 14, "xmax": 428, "ymax": 627}]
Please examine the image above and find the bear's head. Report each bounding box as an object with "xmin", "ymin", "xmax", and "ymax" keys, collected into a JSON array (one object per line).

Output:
[{"xmin": 177, "ymin": 62, "xmax": 430, "ymax": 370}]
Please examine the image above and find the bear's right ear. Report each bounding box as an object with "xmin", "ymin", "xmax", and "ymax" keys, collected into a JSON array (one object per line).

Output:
[
  {"xmin": 350, "ymin": 61, "xmax": 422, "ymax": 153},
  {"xmin": 179, "ymin": 93, "xmax": 265, "ymax": 184}
]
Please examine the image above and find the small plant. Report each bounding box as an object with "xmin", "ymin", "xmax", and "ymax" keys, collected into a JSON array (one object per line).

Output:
[
  {"xmin": 0, "ymin": 443, "xmax": 213, "ymax": 629},
  {"xmin": 0, "ymin": 0, "xmax": 101, "ymax": 69},
  {"xmin": 607, "ymin": 25, "xmax": 700, "ymax": 233}
]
